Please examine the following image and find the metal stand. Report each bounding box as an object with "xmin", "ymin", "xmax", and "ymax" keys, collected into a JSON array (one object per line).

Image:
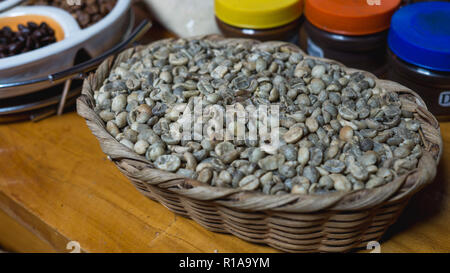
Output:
[
  {"xmin": 0, "ymin": 20, "xmax": 152, "ymax": 123},
  {"xmin": 57, "ymin": 79, "xmax": 72, "ymax": 116}
]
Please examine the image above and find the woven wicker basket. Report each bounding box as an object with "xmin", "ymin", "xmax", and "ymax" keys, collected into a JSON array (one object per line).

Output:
[{"xmin": 77, "ymin": 35, "xmax": 443, "ymax": 253}]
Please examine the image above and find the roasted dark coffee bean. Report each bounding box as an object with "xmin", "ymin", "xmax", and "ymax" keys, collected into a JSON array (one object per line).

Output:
[
  {"xmin": 0, "ymin": 22, "xmax": 57, "ymax": 58},
  {"xmin": 18, "ymin": 24, "xmax": 30, "ymax": 34},
  {"xmin": 27, "ymin": 22, "xmax": 38, "ymax": 30},
  {"xmin": 31, "ymin": 0, "xmax": 117, "ymax": 29}
]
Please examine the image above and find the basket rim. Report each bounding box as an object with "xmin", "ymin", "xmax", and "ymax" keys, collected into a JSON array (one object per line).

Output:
[{"xmin": 76, "ymin": 34, "xmax": 443, "ymax": 213}]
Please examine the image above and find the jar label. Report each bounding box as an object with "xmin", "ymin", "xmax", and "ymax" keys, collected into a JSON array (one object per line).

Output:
[
  {"xmin": 307, "ymin": 38, "xmax": 324, "ymax": 58},
  {"xmin": 439, "ymin": 91, "xmax": 450, "ymax": 107}
]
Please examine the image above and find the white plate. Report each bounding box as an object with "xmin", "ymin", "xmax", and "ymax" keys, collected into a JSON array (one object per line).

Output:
[{"xmin": 0, "ymin": 0, "xmax": 132, "ymax": 98}]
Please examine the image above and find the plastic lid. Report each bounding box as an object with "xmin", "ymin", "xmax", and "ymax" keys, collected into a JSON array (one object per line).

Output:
[
  {"xmin": 305, "ymin": 0, "xmax": 401, "ymax": 35},
  {"xmin": 215, "ymin": 0, "xmax": 303, "ymax": 29},
  {"xmin": 388, "ymin": 2, "xmax": 450, "ymax": 72}
]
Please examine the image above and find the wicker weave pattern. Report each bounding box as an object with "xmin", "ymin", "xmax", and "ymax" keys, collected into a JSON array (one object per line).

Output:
[{"xmin": 77, "ymin": 35, "xmax": 443, "ymax": 252}]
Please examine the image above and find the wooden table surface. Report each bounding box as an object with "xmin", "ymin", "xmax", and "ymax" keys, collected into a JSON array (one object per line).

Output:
[{"xmin": 0, "ymin": 4, "xmax": 449, "ymax": 254}]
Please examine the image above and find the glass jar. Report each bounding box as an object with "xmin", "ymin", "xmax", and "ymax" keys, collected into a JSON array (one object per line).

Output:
[
  {"xmin": 387, "ymin": 1, "xmax": 450, "ymax": 119},
  {"xmin": 300, "ymin": 0, "xmax": 401, "ymax": 77},
  {"xmin": 214, "ymin": 0, "xmax": 303, "ymax": 43}
]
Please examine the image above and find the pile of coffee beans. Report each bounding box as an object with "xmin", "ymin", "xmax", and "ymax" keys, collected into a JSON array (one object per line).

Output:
[
  {"xmin": 94, "ymin": 38, "xmax": 425, "ymax": 195},
  {"xmin": 31, "ymin": 0, "xmax": 117, "ymax": 29},
  {"xmin": 0, "ymin": 22, "xmax": 57, "ymax": 58}
]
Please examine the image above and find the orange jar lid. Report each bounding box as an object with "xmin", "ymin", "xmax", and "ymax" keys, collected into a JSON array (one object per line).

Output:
[{"xmin": 305, "ymin": 0, "xmax": 401, "ymax": 36}]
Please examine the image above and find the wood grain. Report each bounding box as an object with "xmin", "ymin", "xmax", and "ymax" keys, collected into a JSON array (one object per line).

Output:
[
  {"xmin": 0, "ymin": 113, "xmax": 448, "ymax": 253},
  {"xmin": 0, "ymin": 112, "xmax": 279, "ymax": 253}
]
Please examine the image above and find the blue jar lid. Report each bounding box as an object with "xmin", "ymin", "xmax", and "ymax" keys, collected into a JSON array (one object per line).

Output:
[{"xmin": 388, "ymin": 1, "xmax": 450, "ymax": 72}]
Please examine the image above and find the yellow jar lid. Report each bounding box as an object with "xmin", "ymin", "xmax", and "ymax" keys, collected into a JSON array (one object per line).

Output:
[{"xmin": 215, "ymin": 0, "xmax": 303, "ymax": 29}]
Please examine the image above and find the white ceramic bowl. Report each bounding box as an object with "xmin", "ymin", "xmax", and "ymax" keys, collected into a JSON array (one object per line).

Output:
[
  {"xmin": 0, "ymin": 0, "xmax": 132, "ymax": 98},
  {"xmin": 72, "ymin": 0, "xmax": 133, "ymax": 58},
  {"xmin": 0, "ymin": 6, "xmax": 81, "ymax": 83}
]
